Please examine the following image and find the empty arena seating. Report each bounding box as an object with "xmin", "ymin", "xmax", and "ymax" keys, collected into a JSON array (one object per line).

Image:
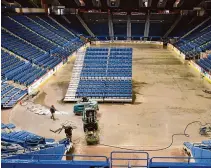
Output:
[
  {"xmin": 2, "ymin": 16, "xmax": 58, "ymax": 51},
  {"xmin": 1, "ymin": 80, "xmax": 27, "ymax": 108},
  {"xmin": 184, "ymin": 141, "xmax": 211, "ymax": 164},
  {"xmin": 2, "ymin": 50, "xmax": 47, "ymax": 86},
  {"xmin": 2, "ymin": 30, "xmax": 49, "ymax": 62},
  {"xmin": 76, "ymin": 47, "xmax": 132, "ymax": 101},
  {"xmin": 108, "ymin": 48, "xmax": 132, "ymax": 78},
  {"xmin": 1, "ymin": 123, "xmax": 46, "ymax": 145},
  {"xmin": 1, "ymin": 123, "xmax": 69, "ymax": 160},
  {"xmin": 174, "ymin": 20, "xmax": 211, "ymax": 58},
  {"xmin": 195, "ymin": 54, "xmax": 211, "ymax": 72},
  {"xmin": 28, "ymin": 15, "xmax": 75, "ymax": 41},
  {"xmin": 2, "ymin": 14, "xmax": 85, "ymax": 108},
  {"xmin": 11, "ymin": 15, "xmax": 68, "ymax": 46}
]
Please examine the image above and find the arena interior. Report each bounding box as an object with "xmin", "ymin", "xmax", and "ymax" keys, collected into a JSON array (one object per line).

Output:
[{"xmin": 1, "ymin": 0, "xmax": 211, "ymax": 167}]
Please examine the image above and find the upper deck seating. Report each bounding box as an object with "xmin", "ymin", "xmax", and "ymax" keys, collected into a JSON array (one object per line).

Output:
[
  {"xmin": 11, "ymin": 15, "xmax": 68, "ymax": 46},
  {"xmin": 2, "ymin": 16, "xmax": 58, "ymax": 51}
]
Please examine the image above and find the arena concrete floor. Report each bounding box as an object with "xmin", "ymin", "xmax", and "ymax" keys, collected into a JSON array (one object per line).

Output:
[{"xmin": 2, "ymin": 43, "xmax": 211, "ymax": 160}]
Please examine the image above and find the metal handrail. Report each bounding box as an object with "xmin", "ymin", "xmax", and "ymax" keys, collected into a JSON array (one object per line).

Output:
[
  {"xmin": 150, "ymin": 156, "xmax": 211, "ymax": 164},
  {"xmin": 13, "ymin": 154, "xmax": 109, "ymax": 162},
  {"xmin": 110, "ymin": 151, "xmax": 149, "ymax": 168}
]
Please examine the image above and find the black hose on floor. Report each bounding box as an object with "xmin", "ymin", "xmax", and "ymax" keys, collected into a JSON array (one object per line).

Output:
[{"xmin": 97, "ymin": 121, "xmax": 211, "ymax": 151}]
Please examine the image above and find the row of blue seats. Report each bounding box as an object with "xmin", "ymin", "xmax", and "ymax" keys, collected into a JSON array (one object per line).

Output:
[
  {"xmin": 11, "ymin": 15, "xmax": 68, "ymax": 46},
  {"xmin": 2, "ymin": 30, "xmax": 47, "ymax": 63},
  {"xmin": 110, "ymin": 52, "xmax": 133, "ymax": 55},
  {"xmin": 2, "ymin": 31, "xmax": 64, "ymax": 69},
  {"xmin": 83, "ymin": 61, "xmax": 107, "ymax": 65},
  {"xmin": 3, "ymin": 60, "xmax": 46, "ymax": 86},
  {"xmin": 79, "ymin": 79, "xmax": 132, "ymax": 83},
  {"xmin": 86, "ymin": 52, "xmax": 108, "ymax": 55},
  {"xmin": 196, "ymin": 57, "xmax": 211, "ymax": 71},
  {"xmin": 76, "ymin": 93, "xmax": 132, "ymax": 98},
  {"xmin": 87, "ymin": 48, "xmax": 108, "ymax": 51},
  {"xmin": 1, "ymin": 51, "xmax": 20, "ymax": 70},
  {"xmin": 1, "ymin": 82, "xmax": 27, "ymax": 108},
  {"xmin": 77, "ymin": 89, "xmax": 132, "ymax": 93},
  {"xmin": 2, "ymin": 90, "xmax": 27, "ymax": 107},
  {"xmin": 77, "ymin": 85, "xmax": 132, "ymax": 89},
  {"xmin": 110, "ymin": 48, "xmax": 132, "ymax": 51},
  {"xmin": 108, "ymin": 65, "xmax": 132, "ymax": 68},
  {"xmin": 29, "ymin": 15, "xmax": 74, "ymax": 41},
  {"xmin": 83, "ymin": 61, "xmax": 132, "ymax": 65},
  {"xmin": 175, "ymin": 25, "xmax": 211, "ymax": 58},
  {"xmin": 81, "ymin": 72, "xmax": 131, "ymax": 76},
  {"xmin": 5, "ymin": 90, "xmax": 28, "ymax": 107},
  {"xmin": 2, "ymin": 16, "xmax": 57, "ymax": 51},
  {"xmin": 82, "ymin": 66, "xmax": 108, "ymax": 68},
  {"xmin": 81, "ymin": 69, "xmax": 132, "ymax": 74},
  {"xmin": 85, "ymin": 55, "xmax": 108, "ymax": 58},
  {"xmin": 109, "ymin": 56, "xmax": 132, "ymax": 59},
  {"xmin": 80, "ymin": 73, "xmax": 131, "ymax": 76},
  {"xmin": 82, "ymin": 68, "xmax": 132, "ymax": 70},
  {"xmin": 1, "ymin": 123, "xmax": 16, "ymax": 129}
]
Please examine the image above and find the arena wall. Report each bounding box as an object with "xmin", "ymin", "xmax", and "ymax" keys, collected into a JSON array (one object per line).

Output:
[{"xmin": 168, "ymin": 43, "xmax": 211, "ymax": 83}]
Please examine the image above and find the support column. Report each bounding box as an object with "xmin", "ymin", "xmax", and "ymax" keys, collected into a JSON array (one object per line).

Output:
[
  {"xmin": 108, "ymin": 10, "xmax": 114, "ymax": 40},
  {"xmin": 144, "ymin": 11, "xmax": 150, "ymax": 38},
  {"xmin": 127, "ymin": 14, "xmax": 131, "ymax": 40}
]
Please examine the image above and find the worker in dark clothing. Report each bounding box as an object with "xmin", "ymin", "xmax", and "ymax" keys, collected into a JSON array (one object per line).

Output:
[
  {"xmin": 64, "ymin": 125, "xmax": 73, "ymax": 142},
  {"xmin": 82, "ymin": 97, "xmax": 88, "ymax": 102},
  {"xmin": 50, "ymin": 105, "xmax": 56, "ymax": 120},
  {"xmin": 50, "ymin": 125, "xmax": 73, "ymax": 142}
]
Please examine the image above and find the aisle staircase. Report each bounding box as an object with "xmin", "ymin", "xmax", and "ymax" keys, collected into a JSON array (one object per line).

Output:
[{"xmin": 64, "ymin": 48, "xmax": 86, "ymax": 101}]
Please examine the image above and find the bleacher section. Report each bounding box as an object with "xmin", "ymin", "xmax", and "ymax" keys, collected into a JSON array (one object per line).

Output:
[
  {"xmin": 195, "ymin": 54, "xmax": 211, "ymax": 72},
  {"xmin": 29, "ymin": 16, "xmax": 75, "ymax": 41},
  {"xmin": 2, "ymin": 15, "xmax": 83, "ymax": 54},
  {"xmin": 1, "ymin": 14, "xmax": 85, "ymax": 108},
  {"xmin": 184, "ymin": 140, "xmax": 211, "ymax": 164},
  {"xmin": 1, "ymin": 50, "xmax": 47, "ymax": 86},
  {"xmin": 65, "ymin": 47, "xmax": 132, "ymax": 102},
  {"xmin": 1, "ymin": 123, "xmax": 69, "ymax": 160},
  {"xmin": 11, "ymin": 15, "xmax": 68, "ymax": 46},
  {"xmin": 1, "ymin": 80, "xmax": 27, "ymax": 108},
  {"xmin": 2, "ymin": 16, "xmax": 58, "ymax": 51},
  {"xmin": 1, "ymin": 30, "xmax": 61, "ymax": 68},
  {"xmin": 174, "ymin": 20, "xmax": 211, "ymax": 59}
]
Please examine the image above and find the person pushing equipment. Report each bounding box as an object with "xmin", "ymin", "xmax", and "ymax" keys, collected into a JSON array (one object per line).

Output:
[
  {"xmin": 50, "ymin": 125, "xmax": 74, "ymax": 142},
  {"xmin": 64, "ymin": 125, "xmax": 73, "ymax": 142},
  {"xmin": 50, "ymin": 105, "xmax": 57, "ymax": 120},
  {"xmin": 82, "ymin": 97, "xmax": 88, "ymax": 102}
]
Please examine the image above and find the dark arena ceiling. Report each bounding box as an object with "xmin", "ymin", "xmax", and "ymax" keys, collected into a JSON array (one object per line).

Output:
[
  {"xmin": 56, "ymin": 0, "xmax": 209, "ymax": 11},
  {"xmin": 3, "ymin": 0, "xmax": 211, "ymax": 12}
]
